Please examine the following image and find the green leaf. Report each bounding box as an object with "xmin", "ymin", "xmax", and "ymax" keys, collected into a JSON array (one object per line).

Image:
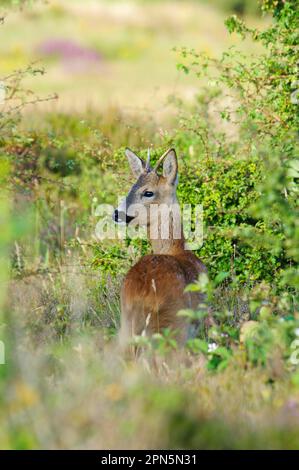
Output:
[{"xmin": 214, "ymin": 271, "xmax": 230, "ymax": 286}]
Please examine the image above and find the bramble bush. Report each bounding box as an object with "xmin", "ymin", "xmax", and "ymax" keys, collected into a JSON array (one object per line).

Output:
[
  {"xmin": 173, "ymin": 0, "xmax": 298, "ymax": 290},
  {"xmin": 164, "ymin": 0, "xmax": 299, "ymax": 371}
]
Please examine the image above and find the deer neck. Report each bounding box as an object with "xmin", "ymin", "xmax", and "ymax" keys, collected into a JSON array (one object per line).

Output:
[{"xmin": 148, "ymin": 201, "xmax": 185, "ymax": 255}]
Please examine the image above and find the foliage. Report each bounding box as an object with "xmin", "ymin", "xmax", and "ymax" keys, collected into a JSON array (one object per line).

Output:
[
  {"xmin": 0, "ymin": 0, "xmax": 298, "ymax": 451},
  {"xmin": 180, "ymin": 272, "xmax": 298, "ymax": 373},
  {"xmin": 175, "ymin": 0, "xmax": 298, "ymax": 289}
]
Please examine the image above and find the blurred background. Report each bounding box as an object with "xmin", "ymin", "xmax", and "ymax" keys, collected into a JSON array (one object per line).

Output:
[{"xmin": 1, "ymin": 0, "xmax": 267, "ymax": 122}]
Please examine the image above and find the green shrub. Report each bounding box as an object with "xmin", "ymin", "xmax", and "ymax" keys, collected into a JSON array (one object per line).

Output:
[
  {"xmin": 174, "ymin": 0, "xmax": 298, "ymax": 289},
  {"xmin": 178, "ymin": 152, "xmax": 265, "ymax": 281}
]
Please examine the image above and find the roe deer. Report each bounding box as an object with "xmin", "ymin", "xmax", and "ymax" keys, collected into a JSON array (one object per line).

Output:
[{"xmin": 113, "ymin": 148, "xmax": 207, "ymax": 350}]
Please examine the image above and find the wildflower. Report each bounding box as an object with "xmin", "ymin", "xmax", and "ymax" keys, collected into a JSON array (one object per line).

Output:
[{"xmin": 208, "ymin": 342, "xmax": 217, "ymax": 353}]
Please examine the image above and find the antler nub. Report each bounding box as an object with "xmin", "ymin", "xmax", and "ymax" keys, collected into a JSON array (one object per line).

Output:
[{"xmin": 145, "ymin": 148, "xmax": 151, "ymax": 172}]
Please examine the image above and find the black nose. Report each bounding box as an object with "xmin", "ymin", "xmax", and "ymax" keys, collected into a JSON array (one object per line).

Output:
[
  {"xmin": 113, "ymin": 209, "xmax": 124, "ymax": 223},
  {"xmin": 113, "ymin": 209, "xmax": 135, "ymax": 224}
]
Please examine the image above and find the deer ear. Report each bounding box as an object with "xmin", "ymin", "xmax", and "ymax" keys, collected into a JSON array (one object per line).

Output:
[
  {"xmin": 125, "ymin": 148, "xmax": 145, "ymax": 178},
  {"xmin": 163, "ymin": 149, "xmax": 178, "ymax": 185}
]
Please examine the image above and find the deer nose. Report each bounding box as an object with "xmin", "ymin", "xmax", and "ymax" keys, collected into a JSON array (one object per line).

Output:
[
  {"xmin": 113, "ymin": 209, "xmax": 135, "ymax": 224},
  {"xmin": 113, "ymin": 209, "xmax": 124, "ymax": 223}
]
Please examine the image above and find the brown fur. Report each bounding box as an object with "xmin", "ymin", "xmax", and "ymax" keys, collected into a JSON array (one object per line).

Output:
[
  {"xmin": 120, "ymin": 250, "xmax": 207, "ymax": 347},
  {"xmin": 115, "ymin": 148, "xmax": 207, "ymax": 350}
]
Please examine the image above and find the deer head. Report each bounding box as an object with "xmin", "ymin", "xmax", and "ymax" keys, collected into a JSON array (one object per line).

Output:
[{"xmin": 113, "ymin": 148, "xmax": 179, "ymax": 230}]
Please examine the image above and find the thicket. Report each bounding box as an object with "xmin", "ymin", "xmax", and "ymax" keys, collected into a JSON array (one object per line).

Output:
[
  {"xmin": 174, "ymin": 0, "xmax": 298, "ymax": 288},
  {"xmin": 165, "ymin": 0, "xmax": 298, "ymax": 370}
]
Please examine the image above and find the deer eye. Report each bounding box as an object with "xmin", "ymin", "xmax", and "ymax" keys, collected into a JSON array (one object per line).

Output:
[{"xmin": 143, "ymin": 191, "xmax": 154, "ymax": 198}]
